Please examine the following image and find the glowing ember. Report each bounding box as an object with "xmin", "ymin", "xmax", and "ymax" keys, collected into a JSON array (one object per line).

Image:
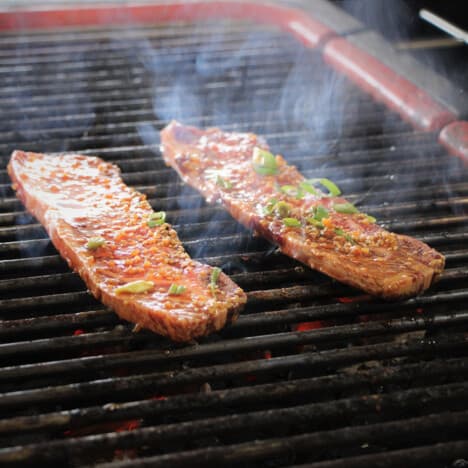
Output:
[
  {"xmin": 113, "ymin": 448, "xmax": 137, "ymax": 461},
  {"xmin": 245, "ymin": 350, "xmax": 273, "ymax": 382},
  {"xmin": 115, "ymin": 420, "xmax": 141, "ymax": 432},
  {"xmin": 64, "ymin": 419, "xmax": 141, "ymax": 437},
  {"xmin": 337, "ymin": 295, "xmax": 371, "ymax": 303},
  {"xmin": 294, "ymin": 321, "xmax": 323, "ymax": 331}
]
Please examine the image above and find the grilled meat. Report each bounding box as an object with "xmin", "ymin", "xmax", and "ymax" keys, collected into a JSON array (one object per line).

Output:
[
  {"xmin": 8, "ymin": 150, "xmax": 246, "ymax": 342},
  {"xmin": 161, "ymin": 121, "xmax": 445, "ymax": 300}
]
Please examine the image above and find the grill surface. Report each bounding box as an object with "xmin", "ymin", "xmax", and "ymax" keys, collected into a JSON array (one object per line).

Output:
[{"xmin": 0, "ymin": 16, "xmax": 468, "ymax": 468}]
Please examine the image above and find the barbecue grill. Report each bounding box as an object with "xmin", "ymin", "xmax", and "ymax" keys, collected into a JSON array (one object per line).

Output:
[{"xmin": 0, "ymin": 1, "xmax": 467, "ymax": 466}]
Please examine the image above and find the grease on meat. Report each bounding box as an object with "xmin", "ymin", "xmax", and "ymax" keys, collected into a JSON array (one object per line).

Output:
[
  {"xmin": 161, "ymin": 120, "xmax": 445, "ymax": 300},
  {"xmin": 8, "ymin": 150, "xmax": 246, "ymax": 342}
]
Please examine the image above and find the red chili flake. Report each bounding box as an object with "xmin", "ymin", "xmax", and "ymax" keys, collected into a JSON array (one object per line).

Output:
[
  {"xmin": 73, "ymin": 329, "xmax": 85, "ymax": 336},
  {"xmin": 263, "ymin": 350, "xmax": 272, "ymax": 360},
  {"xmin": 416, "ymin": 307, "xmax": 424, "ymax": 314}
]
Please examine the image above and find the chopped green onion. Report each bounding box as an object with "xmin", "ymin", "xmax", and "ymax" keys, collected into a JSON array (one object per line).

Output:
[
  {"xmin": 115, "ymin": 280, "xmax": 154, "ymax": 294},
  {"xmin": 252, "ymin": 147, "xmax": 278, "ymax": 176},
  {"xmin": 86, "ymin": 237, "xmax": 106, "ymax": 250},
  {"xmin": 306, "ymin": 205, "xmax": 328, "ymax": 228},
  {"xmin": 280, "ymin": 185, "xmax": 296, "ymax": 194},
  {"xmin": 274, "ymin": 201, "xmax": 291, "ymax": 218},
  {"xmin": 299, "ymin": 181, "xmax": 318, "ymax": 195},
  {"xmin": 280, "ymin": 184, "xmax": 304, "ymax": 199},
  {"xmin": 365, "ymin": 214, "xmax": 377, "ymax": 224},
  {"xmin": 148, "ymin": 211, "xmax": 166, "ymax": 227},
  {"xmin": 333, "ymin": 202, "xmax": 359, "ymax": 214},
  {"xmin": 210, "ymin": 267, "xmax": 221, "ymax": 285},
  {"xmin": 210, "ymin": 267, "xmax": 222, "ymax": 294},
  {"xmin": 334, "ymin": 228, "xmax": 355, "ymax": 244},
  {"xmin": 308, "ymin": 178, "xmax": 341, "ymax": 197},
  {"xmin": 312, "ymin": 205, "xmax": 329, "ymax": 221},
  {"xmin": 306, "ymin": 217, "xmax": 324, "ymax": 229},
  {"xmin": 254, "ymin": 165, "xmax": 278, "ymax": 176},
  {"xmin": 168, "ymin": 284, "xmax": 186, "ymax": 295},
  {"xmin": 283, "ymin": 217, "xmax": 301, "ymax": 227},
  {"xmin": 263, "ymin": 198, "xmax": 278, "ymax": 215},
  {"xmin": 149, "ymin": 211, "xmax": 166, "ymax": 220},
  {"xmin": 295, "ymin": 189, "xmax": 305, "ymax": 200},
  {"xmin": 216, "ymin": 175, "xmax": 233, "ymax": 190}
]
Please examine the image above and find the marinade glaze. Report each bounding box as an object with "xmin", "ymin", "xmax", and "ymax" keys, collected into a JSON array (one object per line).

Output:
[
  {"xmin": 8, "ymin": 151, "xmax": 246, "ymax": 341},
  {"xmin": 161, "ymin": 121, "xmax": 445, "ymax": 300}
]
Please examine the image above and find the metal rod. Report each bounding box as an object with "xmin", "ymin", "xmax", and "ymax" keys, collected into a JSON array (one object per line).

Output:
[
  {"xmin": 420, "ymin": 9, "xmax": 468, "ymax": 44},
  {"xmin": 1, "ymin": 383, "xmax": 467, "ymax": 466},
  {"xmin": 295, "ymin": 440, "xmax": 468, "ymax": 468},
  {"xmin": 1, "ymin": 359, "xmax": 466, "ymax": 436},
  {"xmin": 95, "ymin": 417, "xmax": 468, "ymax": 468},
  {"xmin": 2, "ymin": 318, "xmax": 468, "ymax": 407},
  {"xmin": 395, "ymin": 37, "xmax": 463, "ymax": 51}
]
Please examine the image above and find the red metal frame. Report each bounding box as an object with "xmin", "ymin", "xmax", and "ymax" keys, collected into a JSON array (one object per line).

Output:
[
  {"xmin": 0, "ymin": 1, "xmax": 332, "ymax": 48},
  {"xmin": 439, "ymin": 121, "xmax": 468, "ymax": 164},
  {"xmin": 323, "ymin": 38, "xmax": 456, "ymax": 132},
  {"xmin": 1, "ymin": 0, "xmax": 465, "ymax": 159}
]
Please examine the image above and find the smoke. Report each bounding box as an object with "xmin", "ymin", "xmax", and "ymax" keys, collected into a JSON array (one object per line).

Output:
[
  {"xmin": 124, "ymin": 2, "xmax": 466, "ymax": 254},
  {"xmin": 5, "ymin": 31, "xmax": 98, "ymax": 258},
  {"xmin": 340, "ymin": 0, "xmax": 414, "ymax": 41},
  {"xmin": 126, "ymin": 15, "xmax": 369, "ymax": 259},
  {"xmin": 7, "ymin": 39, "xmax": 95, "ymax": 153},
  {"xmin": 127, "ymin": 18, "xmax": 354, "ymax": 258},
  {"xmin": 5, "ymin": 2, "xmax": 465, "ymax": 269},
  {"xmin": 136, "ymin": 23, "xmax": 302, "ymax": 131},
  {"xmin": 131, "ymin": 18, "xmax": 352, "ymax": 151}
]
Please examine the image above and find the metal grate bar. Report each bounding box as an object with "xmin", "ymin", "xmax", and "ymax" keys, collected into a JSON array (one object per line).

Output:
[
  {"xmin": 91, "ymin": 413, "xmax": 468, "ymax": 468},
  {"xmin": 0, "ymin": 11, "xmax": 467, "ymax": 467},
  {"xmin": 294, "ymin": 440, "xmax": 468, "ymax": 468},
  {"xmin": 1, "ymin": 316, "xmax": 467, "ymax": 393},
  {"xmin": 1, "ymin": 383, "xmax": 467, "ymax": 465},
  {"xmin": 0, "ymin": 358, "xmax": 465, "ymax": 435}
]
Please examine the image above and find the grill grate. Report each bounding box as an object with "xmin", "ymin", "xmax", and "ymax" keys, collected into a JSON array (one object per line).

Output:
[{"xmin": 0, "ymin": 16, "xmax": 467, "ymax": 467}]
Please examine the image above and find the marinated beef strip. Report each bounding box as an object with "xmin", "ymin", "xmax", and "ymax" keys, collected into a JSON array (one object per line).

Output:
[
  {"xmin": 161, "ymin": 120, "xmax": 445, "ymax": 300},
  {"xmin": 8, "ymin": 150, "xmax": 246, "ymax": 342}
]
